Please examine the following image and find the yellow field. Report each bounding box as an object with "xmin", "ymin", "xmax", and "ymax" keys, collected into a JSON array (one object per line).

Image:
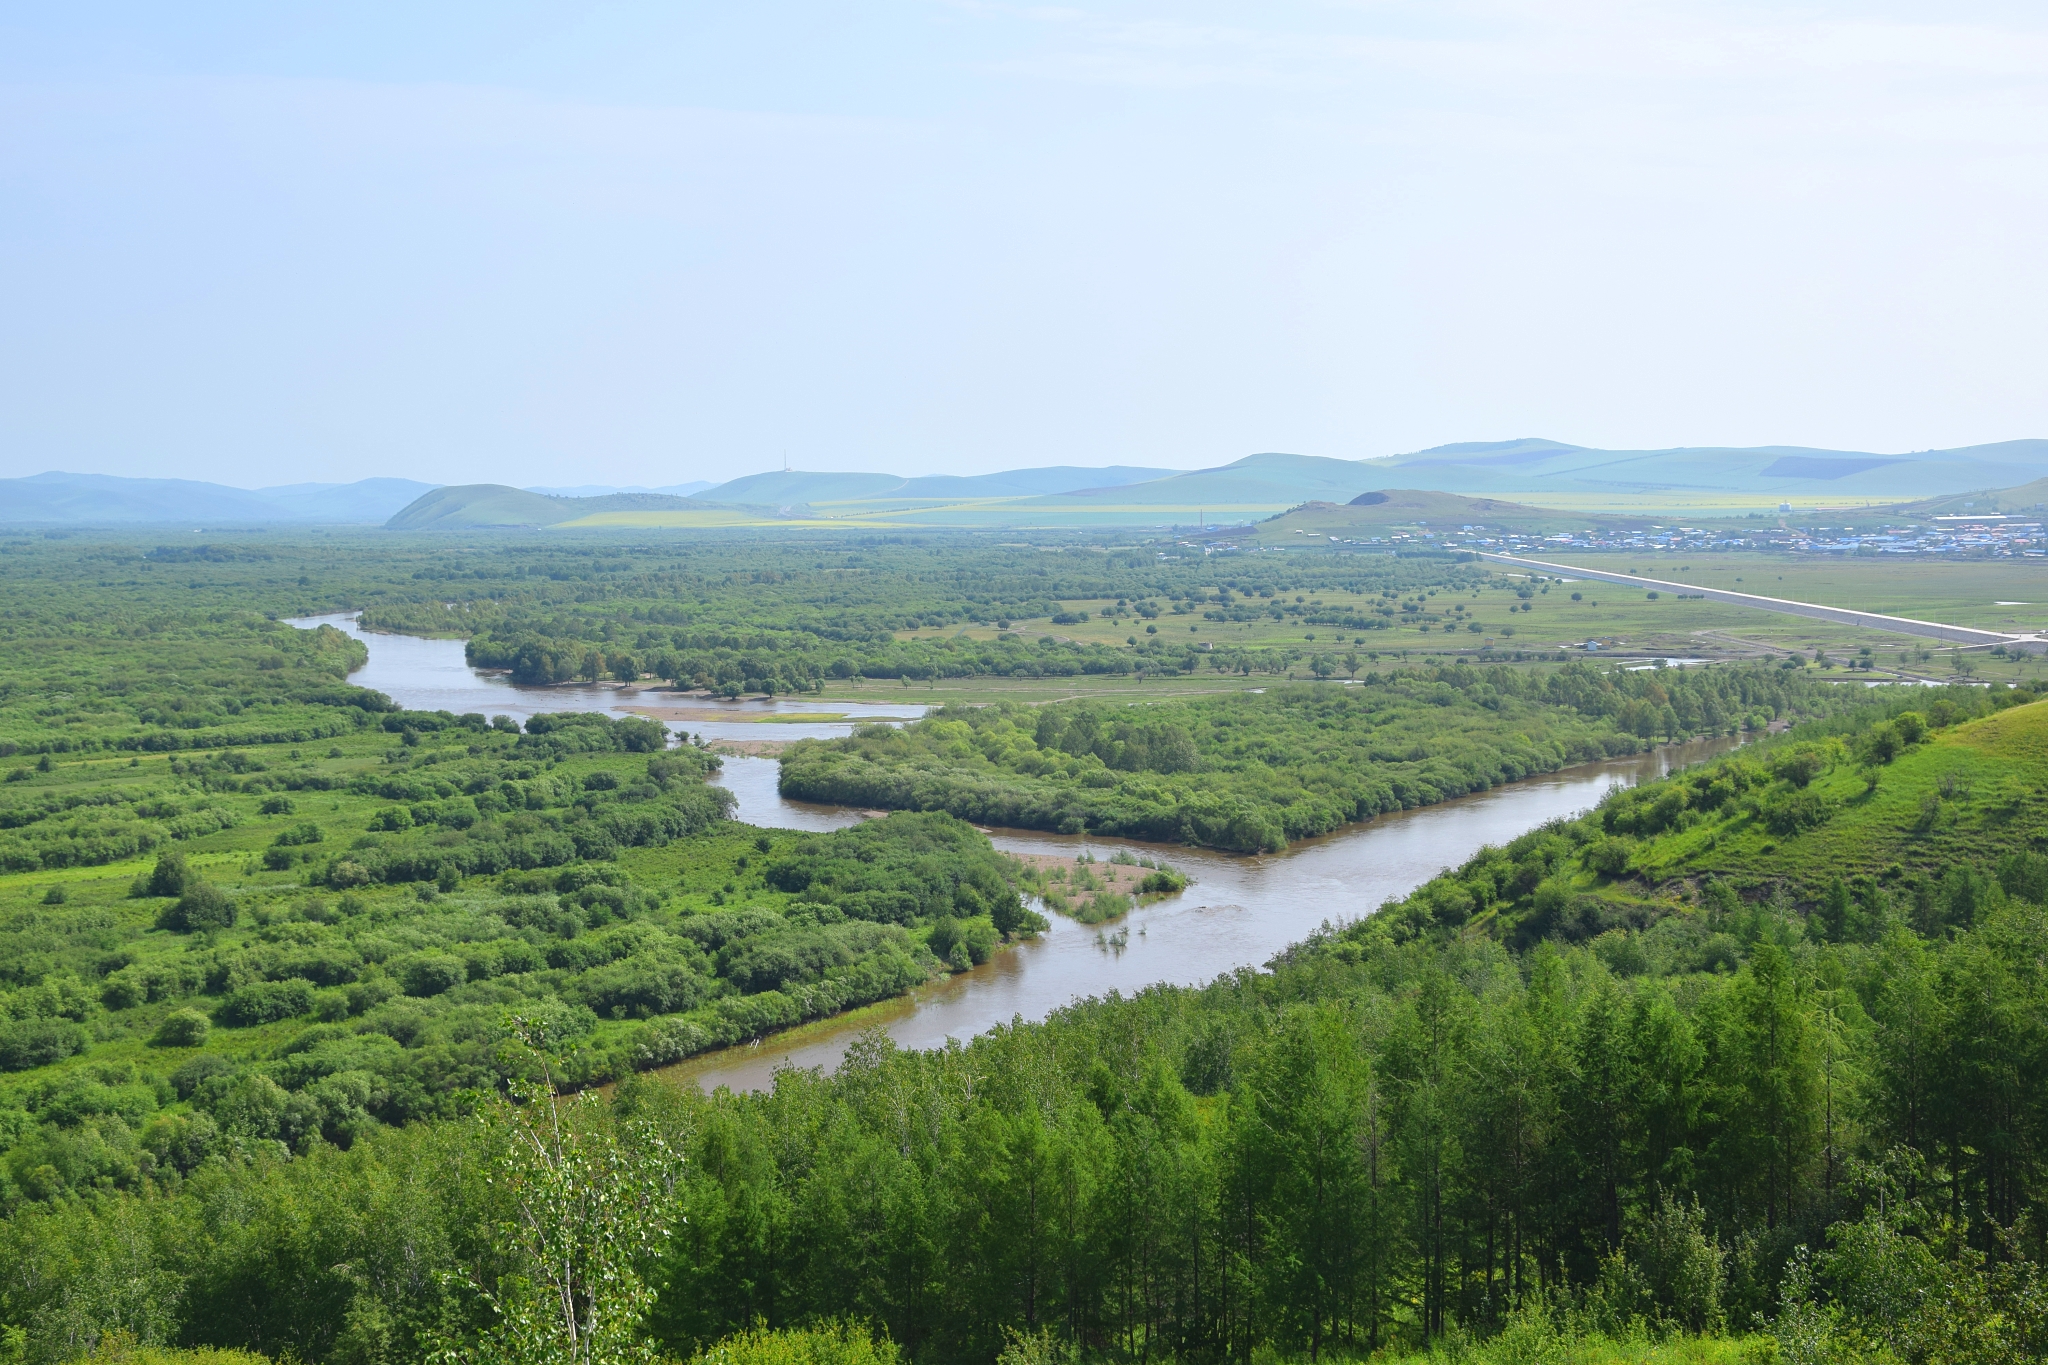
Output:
[
  {"xmin": 554, "ymin": 509, "xmax": 885, "ymax": 530},
  {"xmin": 558, "ymin": 490, "xmax": 1937, "ymax": 531},
  {"xmin": 560, "ymin": 499, "xmax": 1301, "ymax": 531}
]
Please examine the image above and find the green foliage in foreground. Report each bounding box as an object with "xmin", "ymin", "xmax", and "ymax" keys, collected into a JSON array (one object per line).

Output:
[
  {"xmin": 51, "ymin": 1345, "xmax": 271, "ymax": 1365},
  {"xmin": 780, "ymin": 663, "xmax": 1843, "ymax": 851},
  {"xmin": 686, "ymin": 1324, "xmax": 900, "ymax": 1365},
  {"xmin": 5, "ymin": 699, "xmax": 2046, "ymax": 1363}
]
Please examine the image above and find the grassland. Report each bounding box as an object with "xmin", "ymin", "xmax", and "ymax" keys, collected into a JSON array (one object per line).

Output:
[
  {"xmin": 1591, "ymin": 689, "xmax": 2048, "ymax": 894},
  {"xmin": 1520, "ymin": 550, "xmax": 2048, "ymax": 683},
  {"xmin": 1533, "ymin": 549, "xmax": 2048, "ymax": 632},
  {"xmin": 887, "ymin": 569, "xmax": 2007, "ymax": 684}
]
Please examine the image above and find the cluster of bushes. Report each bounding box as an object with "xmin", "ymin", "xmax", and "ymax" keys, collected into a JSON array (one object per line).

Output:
[
  {"xmin": 0, "ymin": 616, "xmax": 383, "ymax": 760},
  {"xmin": 781, "ymin": 663, "xmax": 1850, "ymax": 851},
  {"xmin": 361, "ymin": 542, "xmax": 1515, "ymax": 692},
  {"xmin": 0, "ymin": 794, "xmax": 1044, "ymax": 1208}
]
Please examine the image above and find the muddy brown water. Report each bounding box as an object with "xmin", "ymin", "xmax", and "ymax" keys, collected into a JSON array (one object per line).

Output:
[
  {"xmin": 289, "ymin": 615, "xmax": 1741, "ymax": 1093},
  {"xmin": 287, "ymin": 614, "xmax": 926, "ymax": 739}
]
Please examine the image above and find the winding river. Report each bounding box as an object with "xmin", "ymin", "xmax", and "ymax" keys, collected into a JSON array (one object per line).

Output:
[{"xmin": 291, "ymin": 614, "xmax": 1740, "ymax": 1091}]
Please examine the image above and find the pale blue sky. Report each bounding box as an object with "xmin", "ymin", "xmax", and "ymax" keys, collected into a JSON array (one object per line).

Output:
[{"xmin": 2, "ymin": 2, "xmax": 2044, "ymax": 487}]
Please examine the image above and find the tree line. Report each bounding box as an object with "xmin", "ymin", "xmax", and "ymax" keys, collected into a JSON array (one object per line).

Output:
[{"xmin": 780, "ymin": 663, "xmax": 1851, "ymax": 852}]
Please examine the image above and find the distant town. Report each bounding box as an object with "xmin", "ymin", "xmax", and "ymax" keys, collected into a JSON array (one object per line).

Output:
[{"xmin": 1197, "ymin": 507, "xmax": 2047, "ymax": 558}]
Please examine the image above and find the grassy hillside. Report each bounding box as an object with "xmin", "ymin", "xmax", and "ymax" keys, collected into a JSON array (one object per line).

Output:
[
  {"xmin": 699, "ymin": 466, "xmax": 1184, "ymax": 507},
  {"xmin": 383, "ymin": 483, "xmax": 580, "ymax": 528},
  {"xmin": 1907, "ymin": 474, "xmax": 2048, "ymax": 517},
  {"xmin": 1021, "ymin": 451, "xmax": 1376, "ymax": 514},
  {"xmin": 1248, "ymin": 489, "xmax": 1610, "ymax": 543},
  {"xmin": 384, "ymin": 485, "xmax": 745, "ymax": 529},
  {"xmin": 1354, "ymin": 684, "xmax": 2048, "ymax": 960},
  {"xmin": 1616, "ymin": 695, "xmax": 2048, "ymax": 891}
]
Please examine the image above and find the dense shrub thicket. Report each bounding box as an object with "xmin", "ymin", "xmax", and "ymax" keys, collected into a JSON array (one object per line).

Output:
[
  {"xmin": 416, "ymin": 544, "xmax": 1502, "ymax": 693},
  {"xmin": 781, "ymin": 663, "xmax": 1848, "ymax": 851},
  {"xmin": 0, "ymin": 797, "xmax": 1043, "ymax": 1205}
]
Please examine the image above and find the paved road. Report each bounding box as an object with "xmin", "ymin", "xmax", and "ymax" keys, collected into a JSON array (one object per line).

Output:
[{"xmin": 1480, "ymin": 553, "xmax": 2048, "ymax": 653}]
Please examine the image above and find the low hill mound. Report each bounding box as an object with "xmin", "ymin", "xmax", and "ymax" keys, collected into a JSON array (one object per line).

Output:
[
  {"xmin": 384, "ymin": 485, "xmax": 738, "ymax": 529},
  {"xmin": 1023, "ymin": 452, "xmax": 1377, "ymax": 513},
  {"xmin": 1624, "ymin": 694, "xmax": 2048, "ymax": 889},
  {"xmin": 1903, "ymin": 476, "xmax": 2048, "ymax": 518},
  {"xmin": 1244, "ymin": 489, "xmax": 1618, "ymax": 544},
  {"xmin": 697, "ymin": 464, "xmax": 1186, "ymax": 507}
]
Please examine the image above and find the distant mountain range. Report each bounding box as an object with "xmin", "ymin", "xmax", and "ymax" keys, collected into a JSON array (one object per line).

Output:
[
  {"xmin": 695, "ymin": 465, "xmax": 1180, "ymax": 507},
  {"xmin": 9, "ymin": 439, "xmax": 2048, "ymax": 528},
  {"xmin": 678, "ymin": 441, "xmax": 2048, "ymax": 517},
  {"xmin": 1360, "ymin": 438, "xmax": 2048, "ymax": 498},
  {"xmin": 524, "ymin": 482, "xmax": 715, "ymax": 498},
  {"xmin": 0, "ymin": 473, "xmax": 438, "ymax": 525}
]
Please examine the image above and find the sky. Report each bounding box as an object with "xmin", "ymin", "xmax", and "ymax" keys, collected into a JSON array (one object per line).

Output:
[{"xmin": 2, "ymin": 2, "xmax": 2045, "ymax": 489}]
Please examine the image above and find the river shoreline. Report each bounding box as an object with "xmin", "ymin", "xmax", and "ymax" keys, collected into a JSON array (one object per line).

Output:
[
  {"xmin": 290, "ymin": 613, "xmax": 1744, "ymax": 1095},
  {"xmin": 684, "ymin": 735, "xmax": 1743, "ymax": 1093}
]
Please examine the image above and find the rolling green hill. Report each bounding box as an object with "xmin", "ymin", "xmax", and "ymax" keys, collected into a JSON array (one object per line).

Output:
[
  {"xmin": 383, "ymin": 484, "xmax": 745, "ymax": 529},
  {"xmin": 1906, "ymin": 475, "xmax": 2048, "ymax": 518},
  {"xmin": 370, "ymin": 439, "xmax": 2048, "ymax": 533},
  {"xmin": 1021, "ymin": 451, "xmax": 1371, "ymax": 513},
  {"xmin": 1245, "ymin": 489, "xmax": 1611, "ymax": 543},
  {"xmin": 1610, "ymin": 692, "xmax": 2048, "ymax": 894},
  {"xmin": 701, "ymin": 442, "xmax": 2048, "ymax": 530},
  {"xmin": 699, "ymin": 464, "xmax": 1182, "ymax": 507}
]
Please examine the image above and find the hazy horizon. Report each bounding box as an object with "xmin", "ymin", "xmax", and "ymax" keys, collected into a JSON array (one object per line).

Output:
[
  {"xmin": 15, "ymin": 434, "xmax": 2048, "ymax": 498},
  {"xmin": 4, "ymin": 3, "xmax": 2046, "ymax": 488}
]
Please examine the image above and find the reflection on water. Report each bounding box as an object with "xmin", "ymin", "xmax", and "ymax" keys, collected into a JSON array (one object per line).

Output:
[
  {"xmin": 678, "ymin": 735, "xmax": 1743, "ymax": 1092},
  {"xmin": 711, "ymin": 750, "xmax": 869, "ymax": 833},
  {"xmin": 289, "ymin": 615, "xmax": 1743, "ymax": 1096},
  {"xmin": 285, "ymin": 614, "xmax": 925, "ymax": 739}
]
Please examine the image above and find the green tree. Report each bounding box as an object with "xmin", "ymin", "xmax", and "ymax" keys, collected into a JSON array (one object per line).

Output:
[
  {"xmin": 1716, "ymin": 943, "xmax": 1817, "ymax": 1231},
  {"xmin": 436, "ymin": 1021, "xmax": 677, "ymax": 1365},
  {"xmin": 1238, "ymin": 1008, "xmax": 1387, "ymax": 1360}
]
